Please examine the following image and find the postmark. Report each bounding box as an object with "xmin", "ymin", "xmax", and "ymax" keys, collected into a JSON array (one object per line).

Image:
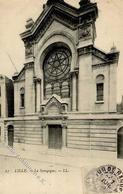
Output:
[{"xmin": 85, "ymin": 165, "xmax": 123, "ymax": 193}]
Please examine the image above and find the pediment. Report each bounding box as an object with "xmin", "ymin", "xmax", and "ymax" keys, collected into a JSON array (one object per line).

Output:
[
  {"xmin": 20, "ymin": 3, "xmax": 79, "ymax": 42},
  {"xmin": 41, "ymin": 95, "xmax": 68, "ymax": 115}
]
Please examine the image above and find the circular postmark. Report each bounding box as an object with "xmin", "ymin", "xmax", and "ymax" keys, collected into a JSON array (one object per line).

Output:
[{"xmin": 85, "ymin": 165, "xmax": 123, "ymax": 193}]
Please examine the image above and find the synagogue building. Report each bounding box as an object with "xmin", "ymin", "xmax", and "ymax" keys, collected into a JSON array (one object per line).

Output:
[{"xmin": 1, "ymin": 0, "xmax": 123, "ymax": 159}]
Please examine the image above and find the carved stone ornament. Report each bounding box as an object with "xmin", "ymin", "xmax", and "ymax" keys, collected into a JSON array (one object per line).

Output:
[
  {"xmin": 33, "ymin": 77, "xmax": 41, "ymax": 84},
  {"xmin": 79, "ymin": 25, "xmax": 91, "ymax": 40},
  {"xmin": 25, "ymin": 42, "xmax": 34, "ymax": 58},
  {"xmin": 62, "ymin": 123, "xmax": 67, "ymax": 129},
  {"xmin": 40, "ymin": 95, "xmax": 68, "ymax": 115}
]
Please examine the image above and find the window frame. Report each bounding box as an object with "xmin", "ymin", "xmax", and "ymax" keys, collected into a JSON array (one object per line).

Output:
[
  {"xmin": 96, "ymin": 75, "xmax": 104, "ymax": 103},
  {"xmin": 20, "ymin": 87, "xmax": 25, "ymax": 108},
  {"xmin": 43, "ymin": 47, "xmax": 71, "ymax": 99}
]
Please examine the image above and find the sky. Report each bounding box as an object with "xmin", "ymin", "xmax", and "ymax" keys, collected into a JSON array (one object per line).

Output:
[{"xmin": 0, "ymin": 0, "xmax": 123, "ymax": 102}]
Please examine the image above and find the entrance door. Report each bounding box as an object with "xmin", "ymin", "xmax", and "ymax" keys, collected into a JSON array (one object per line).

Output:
[
  {"xmin": 8, "ymin": 126, "xmax": 14, "ymax": 147},
  {"xmin": 48, "ymin": 125, "xmax": 62, "ymax": 149},
  {"xmin": 117, "ymin": 127, "xmax": 123, "ymax": 158}
]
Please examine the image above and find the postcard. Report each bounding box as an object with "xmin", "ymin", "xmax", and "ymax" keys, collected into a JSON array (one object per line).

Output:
[{"xmin": 0, "ymin": 0, "xmax": 123, "ymax": 193}]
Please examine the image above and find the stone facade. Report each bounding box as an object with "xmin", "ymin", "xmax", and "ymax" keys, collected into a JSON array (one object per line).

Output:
[{"xmin": 2, "ymin": 0, "xmax": 123, "ymax": 159}]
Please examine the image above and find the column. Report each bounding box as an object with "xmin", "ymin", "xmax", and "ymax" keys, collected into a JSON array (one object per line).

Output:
[
  {"xmin": 62, "ymin": 120, "xmax": 67, "ymax": 148},
  {"xmin": 72, "ymin": 72, "xmax": 77, "ymax": 111},
  {"xmin": 41, "ymin": 120, "xmax": 48, "ymax": 146},
  {"xmin": 42, "ymin": 126, "xmax": 47, "ymax": 145},
  {"xmin": 35, "ymin": 78, "xmax": 41, "ymax": 112}
]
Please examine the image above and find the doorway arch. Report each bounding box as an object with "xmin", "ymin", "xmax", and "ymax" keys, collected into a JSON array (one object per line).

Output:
[
  {"xmin": 117, "ymin": 127, "xmax": 123, "ymax": 158},
  {"xmin": 7, "ymin": 125, "xmax": 14, "ymax": 147}
]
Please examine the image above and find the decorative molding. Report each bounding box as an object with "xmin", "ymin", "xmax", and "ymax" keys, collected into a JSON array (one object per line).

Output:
[
  {"xmin": 25, "ymin": 41, "xmax": 34, "ymax": 58},
  {"xmin": 41, "ymin": 119, "xmax": 47, "ymax": 128},
  {"xmin": 41, "ymin": 31, "xmax": 76, "ymax": 52},
  {"xmin": 33, "ymin": 77, "xmax": 41, "ymax": 84},
  {"xmin": 24, "ymin": 62, "xmax": 34, "ymax": 69},
  {"xmin": 79, "ymin": 24, "xmax": 92, "ymax": 40},
  {"xmin": 21, "ymin": 8, "xmax": 78, "ymax": 43},
  {"xmin": 70, "ymin": 70, "xmax": 79, "ymax": 77},
  {"xmin": 40, "ymin": 114, "xmax": 68, "ymax": 131},
  {"xmin": 35, "ymin": 13, "xmax": 78, "ymax": 43},
  {"xmin": 40, "ymin": 115, "xmax": 68, "ymax": 120},
  {"xmin": 62, "ymin": 116, "xmax": 68, "ymax": 129},
  {"xmin": 40, "ymin": 95, "xmax": 68, "ymax": 115}
]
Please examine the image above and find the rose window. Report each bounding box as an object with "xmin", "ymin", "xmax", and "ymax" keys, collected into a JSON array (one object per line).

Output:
[{"xmin": 43, "ymin": 47, "xmax": 71, "ymax": 99}]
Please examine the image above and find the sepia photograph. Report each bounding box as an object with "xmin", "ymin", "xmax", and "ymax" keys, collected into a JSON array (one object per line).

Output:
[{"xmin": 0, "ymin": 0, "xmax": 123, "ymax": 193}]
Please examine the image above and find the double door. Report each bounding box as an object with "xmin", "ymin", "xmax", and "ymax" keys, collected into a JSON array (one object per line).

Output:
[{"xmin": 48, "ymin": 125, "xmax": 62, "ymax": 149}]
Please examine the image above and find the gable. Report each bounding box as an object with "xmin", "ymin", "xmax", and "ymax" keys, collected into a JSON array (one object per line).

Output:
[
  {"xmin": 20, "ymin": 1, "xmax": 98, "ymax": 43},
  {"xmin": 46, "ymin": 95, "xmax": 62, "ymax": 107},
  {"xmin": 41, "ymin": 95, "xmax": 68, "ymax": 115},
  {"xmin": 20, "ymin": 4, "xmax": 78, "ymax": 42}
]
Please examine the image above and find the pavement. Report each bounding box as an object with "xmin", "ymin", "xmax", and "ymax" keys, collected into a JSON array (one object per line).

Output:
[{"xmin": 0, "ymin": 143, "xmax": 123, "ymax": 168}]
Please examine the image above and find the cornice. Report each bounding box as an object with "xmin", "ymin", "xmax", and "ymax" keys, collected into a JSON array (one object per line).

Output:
[
  {"xmin": 39, "ymin": 115, "xmax": 68, "ymax": 121},
  {"xmin": 78, "ymin": 45, "xmax": 119, "ymax": 64}
]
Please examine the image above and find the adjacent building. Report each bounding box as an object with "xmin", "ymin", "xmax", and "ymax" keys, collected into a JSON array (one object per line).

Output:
[
  {"xmin": 2, "ymin": 0, "xmax": 123, "ymax": 159},
  {"xmin": 0, "ymin": 75, "xmax": 14, "ymax": 143}
]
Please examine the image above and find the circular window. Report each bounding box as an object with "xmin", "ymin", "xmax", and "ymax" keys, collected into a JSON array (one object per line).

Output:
[{"xmin": 44, "ymin": 48, "xmax": 71, "ymax": 83}]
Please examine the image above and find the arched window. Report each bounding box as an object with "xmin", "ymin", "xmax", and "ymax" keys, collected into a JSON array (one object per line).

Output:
[
  {"xmin": 61, "ymin": 81, "xmax": 69, "ymax": 98},
  {"xmin": 53, "ymin": 83, "xmax": 60, "ymax": 96},
  {"xmin": 45, "ymin": 84, "xmax": 52, "ymax": 99},
  {"xmin": 96, "ymin": 75, "xmax": 104, "ymax": 101},
  {"xmin": 43, "ymin": 47, "xmax": 71, "ymax": 99},
  {"xmin": 20, "ymin": 87, "xmax": 25, "ymax": 108}
]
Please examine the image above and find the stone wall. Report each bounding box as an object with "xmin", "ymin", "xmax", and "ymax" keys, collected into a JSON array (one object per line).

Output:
[
  {"xmin": 67, "ymin": 119, "xmax": 117, "ymax": 152},
  {"xmin": 13, "ymin": 119, "xmax": 43, "ymax": 145}
]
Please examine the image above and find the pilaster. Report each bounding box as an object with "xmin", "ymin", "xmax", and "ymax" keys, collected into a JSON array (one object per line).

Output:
[
  {"xmin": 34, "ymin": 78, "xmax": 41, "ymax": 113},
  {"xmin": 71, "ymin": 71, "xmax": 78, "ymax": 111}
]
